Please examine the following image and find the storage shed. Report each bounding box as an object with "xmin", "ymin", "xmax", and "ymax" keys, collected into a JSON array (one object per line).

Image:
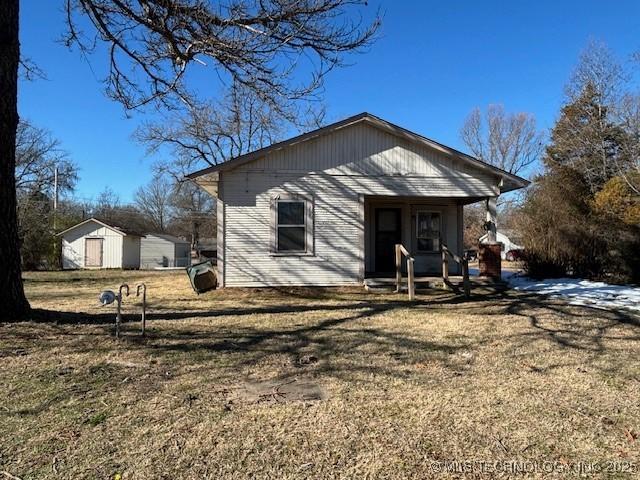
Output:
[
  {"xmin": 140, "ymin": 233, "xmax": 191, "ymax": 269},
  {"xmin": 58, "ymin": 218, "xmax": 142, "ymax": 269}
]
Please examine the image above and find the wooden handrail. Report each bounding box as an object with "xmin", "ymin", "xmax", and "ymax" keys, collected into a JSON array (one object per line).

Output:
[
  {"xmin": 442, "ymin": 245, "xmax": 465, "ymax": 264},
  {"xmin": 395, "ymin": 244, "xmax": 415, "ymax": 300},
  {"xmin": 442, "ymin": 245, "xmax": 471, "ymax": 298}
]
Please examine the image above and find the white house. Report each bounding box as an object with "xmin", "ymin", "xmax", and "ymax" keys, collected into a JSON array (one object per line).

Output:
[
  {"xmin": 479, "ymin": 230, "xmax": 523, "ymax": 260},
  {"xmin": 140, "ymin": 233, "xmax": 191, "ymax": 269},
  {"xmin": 187, "ymin": 113, "xmax": 529, "ymax": 288},
  {"xmin": 58, "ymin": 218, "xmax": 142, "ymax": 269}
]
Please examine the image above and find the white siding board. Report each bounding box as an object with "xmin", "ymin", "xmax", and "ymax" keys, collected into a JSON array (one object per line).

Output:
[
  {"xmin": 123, "ymin": 236, "xmax": 141, "ymax": 268},
  {"xmin": 250, "ymin": 123, "xmax": 486, "ymax": 179}
]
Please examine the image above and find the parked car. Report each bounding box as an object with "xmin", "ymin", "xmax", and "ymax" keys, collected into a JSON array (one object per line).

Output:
[{"xmin": 505, "ymin": 249, "xmax": 525, "ymax": 261}]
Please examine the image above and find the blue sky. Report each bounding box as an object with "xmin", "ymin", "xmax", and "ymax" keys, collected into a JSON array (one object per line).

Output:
[{"xmin": 19, "ymin": 0, "xmax": 640, "ymax": 202}]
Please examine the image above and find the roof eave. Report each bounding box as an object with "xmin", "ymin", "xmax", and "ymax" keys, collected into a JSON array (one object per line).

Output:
[{"xmin": 499, "ymin": 176, "xmax": 531, "ymax": 194}]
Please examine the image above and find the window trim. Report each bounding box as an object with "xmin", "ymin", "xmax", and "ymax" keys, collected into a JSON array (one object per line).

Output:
[
  {"xmin": 270, "ymin": 194, "xmax": 315, "ymax": 256},
  {"xmin": 415, "ymin": 210, "xmax": 441, "ymax": 253},
  {"xmin": 276, "ymin": 199, "xmax": 306, "ymax": 253}
]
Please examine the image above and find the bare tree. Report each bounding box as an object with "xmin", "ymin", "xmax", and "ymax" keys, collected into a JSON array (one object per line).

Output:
[
  {"xmin": 614, "ymin": 93, "xmax": 640, "ymax": 194},
  {"xmin": 134, "ymin": 176, "xmax": 175, "ymax": 232},
  {"xmin": 460, "ymin": 104, "xmax": 544, "ymax": 176},
  {"xmin": 64, "ymin": 0, "xmax": 380, "ymax": 111},
  {"xmin": 90, "ymin": 188, "xmax": 155, "ymax": 232},
  {"xmin": 560, "ymin": 40, "xmax": 634, "ymax": 193},
  {"xmin": 15, "ymin": 120, "xmax": 77, "ymax": 195},
  {"xmin": 170, "ymin": 180, "xmax": 215, "ymax": 247},
  {"xmin": 19, "ymin": 56, "xmax": 46, "ymax": 81},
  {"xmin": 463, "ymin": 204, "xmax": 484, "ymax": 250},
  {"xmin": 14, "ymin": 120, "xmax": 77, "ymax": 271},
  {"xmin": 139, "ymin": 81, "xmax": 321, "ymax": 178},
  {"xmin": 93, "ymin": 186, "xmax": 121, "ymax": 221},
  {"xmin": 566, "ymin": 39, "xmax": 626, "ymax": 106},
  {"xmin": 1, "ymin": 0, "xmax": 379, "ymax": 320}
]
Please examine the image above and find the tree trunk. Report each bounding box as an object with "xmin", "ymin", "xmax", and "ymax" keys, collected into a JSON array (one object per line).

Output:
[{"xmin": 0, "ymin": 0, "xmax": 31, "ymax": 320}]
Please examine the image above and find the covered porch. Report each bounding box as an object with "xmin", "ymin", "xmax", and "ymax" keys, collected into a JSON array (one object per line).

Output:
[{"xmin": 363, "ymin": 194, "xmax": 499, "ymax": 278}]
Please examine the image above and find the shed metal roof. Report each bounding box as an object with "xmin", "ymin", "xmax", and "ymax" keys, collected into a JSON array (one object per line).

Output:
[
  {"xmin": 56, "ymin": 217, "xmax": 145, "ymax": 237},
  {"xmin": 144, "ymin": 233, "xmax": 190, "ymax": 244}
]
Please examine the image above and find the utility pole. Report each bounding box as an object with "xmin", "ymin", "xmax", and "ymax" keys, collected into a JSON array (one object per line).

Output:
[
  {"xmin": 53, "ymin": 165, "xmax": 58, "ymax": 230},
  {"xmin": 53, "ymin": 166, "xmax": 59, "ymax": 268}
]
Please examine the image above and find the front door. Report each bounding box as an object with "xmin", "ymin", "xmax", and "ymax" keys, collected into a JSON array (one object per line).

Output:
[{"xmin": 374, "ymin": 208, "xmax": 402, "ymax": 273}]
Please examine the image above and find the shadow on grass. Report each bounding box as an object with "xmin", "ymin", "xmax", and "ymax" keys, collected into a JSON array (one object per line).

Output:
[
  {"xmin": 26, "ymin": 286, "xmax": 640, "ymax": 364},
  {"xmin": 0, "ymin": 286, "xmax": 635, "ymax": 412},
  {"xmin": 4, "ymin": 281, "xmax": 638, "ymax": 429},
  {"xmin": 29, "ymin": 285, "xmax": 640, "ymax": 328}
]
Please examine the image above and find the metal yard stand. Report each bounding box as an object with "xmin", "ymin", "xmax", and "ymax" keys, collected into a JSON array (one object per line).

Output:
[
  {"xmin": 136, "ymin": 283, "xmax": 147, "ymax": 336},
  {"xmin": 99, "ymin": 282, "xmax": 148, "ymax": 338},
  {"xmin": 116, "ymin": 284, "xmax": 130, "ymax": 338}
]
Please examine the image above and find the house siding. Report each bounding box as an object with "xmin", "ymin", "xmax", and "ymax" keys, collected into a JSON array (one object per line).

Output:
[
  {"xmin": 175, "ymin": 243, "xmax": 191, "ymax": 266},
  {"xmin": 122, "ymin": 236, "xmax": 141, "ymax": 269},
  {"xmin": 258, "ymin": 123, "xmax": 491, "ymax": 179},
  {"xmin": 140, "ymin": 235, "xmax": 175, "ymax": 268},
  {"xmin": 140, "ymin": 235, "xmax": 190, "ymax": 268},
  {"xmin": 219, "ymin": 122, "xmax": 499, "ymax": 287}
]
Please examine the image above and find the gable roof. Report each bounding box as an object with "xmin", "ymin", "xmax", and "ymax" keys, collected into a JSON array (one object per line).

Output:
[
  {"xmin": 56, "ymin": 217, "xmax": 144, "ymax": 237},
  {"xmin": 186, "ymin": 112, "xmax": 530, "ymax": 193}
]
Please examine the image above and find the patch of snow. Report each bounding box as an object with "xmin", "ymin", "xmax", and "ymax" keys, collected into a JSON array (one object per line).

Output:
[{"xmin": 504, "ymin": 270, "xmax": 640, "ymax": 313}]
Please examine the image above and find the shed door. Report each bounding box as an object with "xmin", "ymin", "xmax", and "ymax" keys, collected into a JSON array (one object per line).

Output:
[{"xmin": 85, "ymin": 238, "xmax": 103, "ymax": 267}]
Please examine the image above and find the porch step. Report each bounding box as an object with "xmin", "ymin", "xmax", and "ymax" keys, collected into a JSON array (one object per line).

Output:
[
  {"xmin": 364, "ymin": 276, "xmax": 450, "ymax": 292},
  {"xmin": 363, "ymin": 276, "xmax": 504, "ymax": 293}
]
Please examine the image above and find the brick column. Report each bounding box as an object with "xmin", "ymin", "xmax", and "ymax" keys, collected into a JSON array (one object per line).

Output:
[{"xmin": 478, "ymin": 243, "xmax": 502, "ymax": 280}]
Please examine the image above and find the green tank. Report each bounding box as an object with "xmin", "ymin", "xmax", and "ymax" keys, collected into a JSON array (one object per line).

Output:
[{"xmin": 185, "ymin": 260, "xmax": 218, "ymax": 294}]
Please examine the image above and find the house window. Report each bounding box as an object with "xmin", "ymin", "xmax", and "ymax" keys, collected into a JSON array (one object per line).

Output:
[
  {"xmin": 276, "ymin": 200, "xmax": 307, "ymax": 252},
  {"xmin": 416, "ymin": 211, "xmax": 441, "ymax": 252}
]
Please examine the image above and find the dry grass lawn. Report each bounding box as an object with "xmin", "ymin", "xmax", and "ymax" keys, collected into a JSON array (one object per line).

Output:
[{"xmin": 1, "ymin": 270, "xmax": 639, "ymax": 479}]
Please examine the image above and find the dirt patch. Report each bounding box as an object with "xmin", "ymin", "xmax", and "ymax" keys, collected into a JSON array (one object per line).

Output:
[{"xmin": 228, "ymin": 377, "xmax": 328, "ymax": 407}]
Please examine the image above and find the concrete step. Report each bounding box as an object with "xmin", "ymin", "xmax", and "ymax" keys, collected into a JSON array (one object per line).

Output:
[
  {"xmin": 363, "ymin": 276, "xmax": 504, "ymax": 293},
  {"xmin": 364, "ymin": 277, "xmax": 451, "ymax": 292}
]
